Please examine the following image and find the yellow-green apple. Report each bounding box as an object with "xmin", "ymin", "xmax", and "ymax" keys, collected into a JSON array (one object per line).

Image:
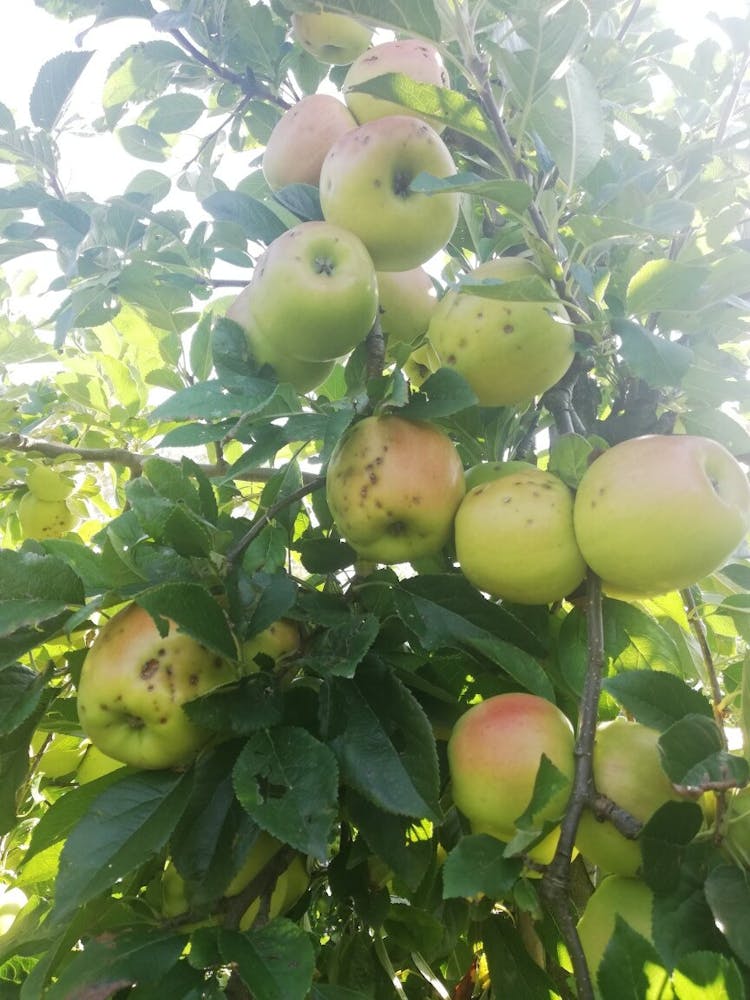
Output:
[
  {"xmin": 262, "ymin": 94, "xmax": 357, "ymax": 191},
  {"xmin": 427, "ymin": 257, "xmax": 573, "ymax": 406},
  {"xmin": 241, "ymin": 618, "xmax": 301, "ymax": 674},
  {"xmin": 464, "ymin": 459, "xmax": 537, "ymax": 491},
  {"xmin": 577, "ymin": 875, "xmax": 654, "ymax": 988},
  {"xmin": 573, "ymin": 435, "xmax": 750, "ymax": 597},
  {"xmin": 27, "ymin": 463, "xmax": 74, "ymax": 502},
  {"xmin": 241, "ymin": 221, "xmax": 378, "ymax": 362},
  {"xmin": 325, "ymin": 414, "xmax": 465, "ymax": 564},
  {"xmin": 402, "ymin": 341, "xmax": 440, "ymax": 386},
  {"xmin": 76, "ymin": 603, "xmax": 237, "ymax": 770},
  {"xmin": 454, "ymin": 468, "xmax": 587, "ymax": 605},
  {"xmin": 18, "ymin": 492, "xmax": 75, "ymax": 540},
  {"xmin": 319, "ymin": 115, "xmax": 460, "ymax": 271},
  {"xmin": 448, "ymin": 693, "xmax": 575, "ymax": 855},
  {"xmin": 0, "ymin": 885, "xmax": 28, "ymax": 936},
  {"xmin": 377, "ymin": 267, "xmax": 438, "ymax": 348},
  {"xmin": 291, "ymin": 11, "xmax": 372, "ymax": 65},
  {"xmin": 343, "ymin": 38, "xmax": 449, "ymax": 128},
  {"xmin": 77, "ymin": 744, "xmax": 126, "ymax": 783},
  {"xmin": 575, "ymin": 718, "xmax": 680, "ymax": 877},
  {"xmin": 239, "ymin": 855, "xmax": 309, "ymax": 931}
]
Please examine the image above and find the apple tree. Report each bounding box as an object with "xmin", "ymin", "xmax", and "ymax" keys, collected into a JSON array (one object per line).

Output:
[{"xmin": 1, "ymin": 0, "xmax": 750, "ymax": 997}]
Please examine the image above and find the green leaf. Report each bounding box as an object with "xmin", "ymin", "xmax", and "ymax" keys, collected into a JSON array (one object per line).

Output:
[
  {"xmin": 0, "ymin": 239, "xmax": 50, "ymax": 264},
  {"xmin": 345, "ymin": 791, "xmax": 433, "ymax": 891},
  {"xmin": 0, "ymin": 549, "xmax": 84, "ymax": 605},
  {"xmin": 659, "ymin": 715, "xmax": 749, "ymax": 788},
  {"xmin": 603, "ymin": 671, "xmax": 713, "ymax": 732},
  {"xmin": 400, "ymin": 367, "xmax": 478, "ymax": 419},
  {"xmin": 442, "ymin": 835, "xmax": 522, "ymax": 899},
  {"xmin": 219, "ymin": 922, "xmax": 315, "ymax": 1000},
  {"xmin": 641, "ymin": 801, "xmax": 704, "ymax": 894},
  {"xmin": 627, "ymin": 259, "xmax": 710, "ymax": 314},
  {"xmin": 30, "ymin": 51, "xmax": 94, "ymax": 130},
  {"xmin": 0, "ymin": 664, "xmax": 51, "ymax": 737},
  {"xmin": 672, "ymin": 951, "xmax": 746, "ymax": 1000},
  {"xmin": 410, "ymin": 170, "xmax": 534, "ymax": 212},
  {"xmin": 138, "ymin": 93, "xmax": 204, "ymax": 133},
  {"xmin": 299, "ymin": 613, "xmax": 379, "ymax": 679},
  {"xmin": 136, "ymin": 584, "xmax": 237, "ymax": 660},
  {"xmin": 150, "ymin": 378, "xmax": 275, "ymax": 422},
  {"xmin": 681, "ymin": 409, "xmax": 750, "ymax": 457},
  {"xmin": 615, "ymin": 318, "xmax": 694, "ymax": 388},
  {"xmin": 272, "ymin": 183, "xmax": 323, "ymax": 222},
  {"xmin": 202, "ymin": 191, "xmax": 288, "ymax": 244},
  {"xmin": 483, "ymin": 912, "xmax": 562, "ymax": 997},
  {"xmin": 184, "ymin": 675, "xmax": 283, "ymax": 737},
  {"xmin": 548, "ymin": 433, "xmax": 594, "ymax": 488},
  {"xmin": 103, "ymin": 40, "xmax": 186, "ymax": 123},
  {"xmin": 704, "ymin": 865, "xmax": 750, "ymax": 967},
  {"xmin": 597, "ymin": 919, "xmax": 671, "ymax": 998},
  {"xmin": 118, "ymin": 124, "xmax": 170, "ymax": 162}
]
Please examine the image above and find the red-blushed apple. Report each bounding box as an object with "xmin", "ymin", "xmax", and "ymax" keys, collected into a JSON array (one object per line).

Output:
[
  {"xmin": 575, "ymin": 717, "xmax": 681, "ymax": 877},
  {"xmin": 454, "ymin": 468, "xmax": 587, "ymax": 605},
  {"xmin": 325, "ymin": 414, "xmax": 465, "ymax": 564},
  {"xmin": 573, "ymin": 434, "xmax": 750, "ymax": 597},
  {"xmin": 426, "ymin": 257, "xmax": 573, "ymax": 406},
  {"xmin": 291, "ymin": 11, "xmax": 372, "ymax": 65},
  {"xmin": 242, "ymin": 221, "xmax": 378, "ymax": 362},
  {"xmin": 464, "ymin": 459, "xmax": 537, "ymax": 491},
  {"xmin": 262, "ymin": 94, "xmax": 357, "ymax": 191},
  {"xmin": 76, "ymin": 603, "xmax": 237, "ymax": 770},
  {"xmin": 241, "ymin": 618, "xmax": 301, "ymax": 674},
  {"xmin": 26, "ymin": 463, "xmax": 74, "ymax": 502},
  {"xmin": 377, "ymin": 266, "xmax": 438, "ymax": 348},
  {"xmin": 448, "ymin": 693, "xmax": 575, "ymax": 853},
  {"xmin": 18, "ymin": 492, "xmax": 75, "ymax": 540},
  {"xmin": 577, "ymin": 875, "xmax": 654, "ymax": 988},
  {"xmin": 343, "ymin": 38, "xmax": 449, "ymax": 128},
  {"xmin": 319, "ymin": 115, "xmax": 460, "ymax": 271}
]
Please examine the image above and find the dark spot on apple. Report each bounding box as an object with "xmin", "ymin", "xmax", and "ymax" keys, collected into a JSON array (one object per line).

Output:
[
  {"xmin": 141, "ymin": 659, "xmax": 159, "ymax": 680},
  {"xmin": 99, "ymin": 703, "xmax": 109, "ymax": 711},
  {"xmin": 213, "ymin": 657, "xmax": 223, "ymax": 668},
  {"xmin": 447, "ymin": 354, "xmax": 457, "ymax": 364},
  {"xmin": 598, "ymin": 487, "xmax": 606, "ymax": 495},
  {"xmin": 459, "ymin": 337, "xmax": 468, "ymax": 348},
  {"xmin": 477, "ymin": 311, "xmax": 484, "ymax": 319},
  {"xmin": 387, "ymin": 520, "xmax": 407, "ymax": 536},
  {"xmin": 189, "ymin": 674, "xmax": 199, "ymax": 686},
  {"xmin": 475, "ymin": 487, "xmax": 485, "ymax": 495},
  {"xmin": 373, "ymin": 178, "xmax": 382, "ymax": 187},
  {"xmin": 360, "ymin": 486, "xmax": 369, "ymax": 499},
  {"xmin": 147, "ymin": 684, "xmax": 154, "ymax": 692},
  {"xmin": 127, "ymin": 714, "xmax": 145, "ymax": 730},
  {"xmin": 532, "ymin": 490, "xmax": 540, "ymax": 497},
  {"xmin": 375, "ymin": 500, "xmax": 383, "ymax": 508},
  {"xmin": 158, "ymin": 648, "xmax": 166, "ymax": 657},
  {"xmin": 504, "ymin": 324, "xmax": 514, "ymax": 334},
  {"xmin": 160, "ymin": 717, "xmax": 168, "ymax": 724},
  {"xmin": 115, "ymin": 694, "xmax": 123, "ymax": 701},
  {"xmin": 369, "ymin": 471, "xmax": 377, "ymax": 484}
]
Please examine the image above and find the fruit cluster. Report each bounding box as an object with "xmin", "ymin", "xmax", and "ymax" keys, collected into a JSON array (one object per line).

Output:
[{"xmin": 18, "ymin": 462, "xmax": 77, "ymax": 540}]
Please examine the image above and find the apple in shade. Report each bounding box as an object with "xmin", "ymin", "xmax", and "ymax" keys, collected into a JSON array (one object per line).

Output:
[
  {"xmin": 377, "ymin": 266, "xmax": 438, "ymax": 348},
  {"xmin": 319, "ymin": 115, "xmax": 460, "ymax": 272},
  {"xmin": 343, "ymin": 38, "xmax": 449, "ymax": 128},
  {"xmin": 454, "ymin": 467, "xmax": 587, "ymax": 605},
  {"xmin": 577, "ymin": 875, "xmax": 654, "ymax": 988},
  {"xmin": 26, "ymin": 463, "xmax": 74, "ymax": 502},
  {"xmin": 573, "ymin": 434, "xmax": 750, "ymax": 597},
  {"xmin": 574, "ymin": 718, "xmax": 681, "ymax": 877},
  {"xmin": 464, "ymin": 459, "xmax": 537, "ymax": 491},
  {"xmin": 290, "ymin": 11, "xmax": 372, "ymax": 65},
  {"xmin": 427, "ymin": 257, "xmax": 573, "ymax": 406},
  {"xmin": 325, "ymin": 414, "xmax": 465, "ymax": 564},
  {"xmin": 76, "ymin": 603, "xmax": 237, "ymax": 770},
  {"xmin": 448, "ymin": 693, "xmax": 575, "ymax": 858},
  {"xmin": 240, "ymin": 221, "xmax": 378, "ymax": 362},
  {"xmin": 241, "ymin": 618, "xmax": 302, "ymax": 674},
  {"xmin": 262, "ymin": 94, "xmax": 357, "ymax": 191}
]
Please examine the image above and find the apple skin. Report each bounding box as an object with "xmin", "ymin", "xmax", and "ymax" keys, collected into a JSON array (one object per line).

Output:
[
  {"xmin": 241, "ymin": 618, "xmax": 301, "ymax": 675},
  {"xmin": 377, "ymin": 267, "xmax": 438, "ymax": 348},
  {"xmin": 239, "ymin": 221, "xmax": 378, "ymax": 363},
  {"xmin": 263, "ymin": 94, "xmax": 357, "ymax": 191},
  {"xmin": 0, "ymin": 885, "xmax": 28, "ymax": 936},
  {"xmin": 573, "ymin": 434, "xmax": 750, "ymax": 597},
  {"xmin": 77, "ymin": 744, "xmax": 125, "ymax": 783},
  {"xmin": 18, "ymin": 492, "xmax": 75, "ymax": 540},
  {"xmin": 464, "ymin": 460, "xmax": 536, "ymax": 492},
  {"xmin": 343, "ymin": 39, "xmax": 449, "ymax": 128},
  {"xmin": 325, "ymin": 414, "xmax": 465, "ymax": 565},
  {"xmin": 575, "ymin": 718, "xmax": 680, "ymax": 877},
  {"xmin": 77, "ymin": 603, "xmax": 237, "ymax": 770},
  {"xmin": 427, "ymin": 258, "xmax": 573, "ymax": 406},
  {"xmin": 319, "ymin": 115, "xmax": 460, "ymax": 272},
  {"xmin": 27, "ymin": 464, "xmax": 74, "ymax": 502},
  {"xmin": 291, "ymin": 11, "xmax": 372, "ymax": 65},
  {"xmin": 577, "ymin": 875, "xmax": 654, "ymax": 988},
  {"xmin": 447, "ymin": 693, "xmax": 575, "ymax": 849},
  {"xmin": 454, "ymin": 468, "xmax": 587, "ymax": 605}
]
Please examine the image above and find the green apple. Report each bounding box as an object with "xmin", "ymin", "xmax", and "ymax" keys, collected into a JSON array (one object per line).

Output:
[
  {"xmin": 18, "ymin": 492, "xmax": 75, "ymax": 540},
  {"xmin": 241, "ymin": 619, "xmax": 301, "ymax": 674},
  {"xmin": 377, "ymin": 267, "xmax": 438, "ymax": 348},
  {"xmin": 239, "ymin": 221, "xmax": 378, "ymax": 362},
  {"xmin": 577, "ymin": 875, "xmax": 654, "ymax": 987},
  {"xmin": 291, "ymin": 11, "xmax": 372, "ymax": 65},
  {"xmin": 464, "ymin": 459, "xmax": 537, "ymax": 491},
  {"xmin": 343, "ymin": 38, "xmax": 449, "ymax": 128},
  {"xmin": 0, "ymin": 885, "xmax": 28, "ymax": 936},
  {"xmin": 77, "ymin": 603, "xmax": 237, "ymax": 770},
  {"xmin": 325, "ymin": 414, "xmax": 465, "ymax": 564},
  {"xmin": 319, "ymin": 115, "xmax": 460, "ymax": 271},
  {"xmin": 263, "ymin": 94, "xmax": 357, "ymax": 191},
  {"xmin": 454, "ymin": 468, "xmax": 587, "ymax": 605},
  {"xmin": 77, "ymin": 744, "xmax": 126, "ymax": 783},
  {"xmin": 447, "ymin": 693, "xmax": 575, "ymax": 850},
  {"xmin": 427, "ymin": 257, "xmax": 573, "ymax": 406},
  {"xmin": 573, "ymin": 434, "xmax": 750, "ymax": 597},
  {"xmin": 575, "ymin": 718, "xmax": 680, "ymax": 877},
  {"xmin": 27, "ymin": 463, "xmax": 74, "ymax": 502}
]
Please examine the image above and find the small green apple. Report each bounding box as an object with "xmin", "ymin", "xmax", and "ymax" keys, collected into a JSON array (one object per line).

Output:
[
  {"xmin": 77, "ymin": 603, "xmax": 237, "ymax": 770},
  {"xmin": 77, "ymin": 744, "xmax": 126, "ymax": 783},
  {"xmin": 377, "ymin": 267, "xmax": 438, "ymax": 348},
  {"xmin": 18, "ymin": 492, "xmax": 75, "ymax": 540},
  {"xmin": 239, "ymin": 221, "xmax": 378, "ymax": 362},
  {"xmin": 343, "ymin": 38, "xmax": 449, "ymax": 128},
  {"xmin": 464, "ymin": 459, "xmax": 537, "ymax": 491},
  {"xmin": 241, "ymin": 618, "xmax": 301, "ymax": 674},
  {"xmin": 427, "ymin": 257, "xmax": 573, "ymax": 406},
  {"xmin": 320, "ymin": 115, "xmax": 460, "ymax": 271},
  {"xmin": 263, "ymin": 94, "xmax": 357, "ymax": 191},
  {"xmin": 325, "ymin": 414, "xmax": 465, "ymax": 564},
  {"xmin": 573, "ymin": 434, "xmax": 750, "ymax": 597},
  {"xmin": 577, "ymin": 875, "xmax": 654, "ymax": 988},
  {"xmin": 291, "ymin": 11, "xmax": 372, "ymax": 65},
  {"xmin": 0, "ymin": 885, "xmax": 28, "ymax": 936},
  {"xmin": 454, "ymin": 468, "xmax": 587, "ymax": 605},
  {"xmin": 26, "ymin": 463, "xmax": 74, "ymax": 502}
]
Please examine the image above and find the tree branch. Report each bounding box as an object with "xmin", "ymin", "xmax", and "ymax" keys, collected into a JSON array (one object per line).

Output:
[{"xmin": 616, "ymin": 0, "xmax": 642, "ymax": 42}]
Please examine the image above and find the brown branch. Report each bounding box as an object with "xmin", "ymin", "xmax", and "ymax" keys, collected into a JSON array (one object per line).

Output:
[
  {"xmin": 616, "ymin": 0, "xmax": 642, "ymax": 42},
  {"xmin": 365, "ymin": 317, "xmax": 386, "ymax": 381}
]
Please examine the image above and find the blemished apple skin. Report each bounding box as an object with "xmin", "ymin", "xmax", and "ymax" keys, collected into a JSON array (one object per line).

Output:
[
  {"xmin": 18, "ymin": 492, "xmax": 75, "ymax": 540},
  {"xmin": 291, "ymin": 11, "xmax": 372, "ymax": 66},
  {"xmin": 325, "ymin": 414, "xmax": 465, "ymax": 565},
  {"xmin": 454, "ymin": 468, "xmax": 587, "ymax": 605},
  {"xmin": 427, "ymin": 257, "xmax": 573, "ymax": 406},
  {"xmin": 377, "ymin": 267, "xmax": 438, "ymax": 347},
  {"xmin": 319, "ymin": 115, "xmax": 460, "ymax": 272},
  {"xmin": 575, "ymin": 718, "xmax": 680, "ymax": 877},
  {"xmin": 77, "ymin": 604, "xmax": 237, "ymax": 770},
  {"xmin": 464, "ymin": 459, "xmax": 536, "ymax": 491},
  {"xmin": 573, "ymin": 434, "xmax": 750, "ymax": 597},
  {"xmin": 448, "ymin": 693, "xmax": 575, "ymax": 845},
  {"xmin": 343, "ymin": 38, "xmax": 449, "ymax": 128},
  {"xmin": 262, "ymin": 94, "xmax": 357, "ymax": 191},
  {"xmin": 577, "ymin": 875, "xmax": 654, "ymax": 986}
]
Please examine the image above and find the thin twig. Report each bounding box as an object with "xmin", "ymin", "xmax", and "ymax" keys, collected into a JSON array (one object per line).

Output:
[
  {"xmin": 616, "ymin": 0, "xmax": 643, "ymax": 42},
  {"xmin": 682, "ymin": 587, "xmax": 727, "ymax": 746}
]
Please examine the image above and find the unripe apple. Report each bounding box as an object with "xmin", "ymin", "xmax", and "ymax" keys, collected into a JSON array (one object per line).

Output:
[
  {"xmin": 0, "ymin": 885, "xmax": 28, "ymax": 936},
  {"xmin": 77, "ymin": 603, "xmax": 237, "ymax": 770},
  {"xmin": 291, "ymin": 11, "xmax": 372, "ymax": 65},
  {"xmin": 575, "ymin": 718, "xmax": 680, "ymax": 877},
  {"xmin": 325, "ymin": 414, "xmax": 465, "ymax": 564},
  {"xmin": 577, "ymin": 875, "xmax": 654, "ymax": 987},
  {"xmin": 377, "ymin": 267, "xmax": 438, "ymax": 348},
  {"xmin": 448, "ymin": 693, "xmax": 575, "ymax": 849},
  {"xmin": 454, "ymin": 468, "xmax": 587, "ymax": 605},
  {"xmin": 77, "ymin": 744, "xmax": 125, "ymax": 783},
  {"xmin": 26, "ymin": 464, "xmax": 74, "ymax": 502},
  {"xmin": 320, "ymin": 115, "xmax": 460, "ymax": 271},
  {"xmin": 427, "ymin": 258, "xmax": 573, "ymax": 406},
  {"xmin": 262, "ymin": 94, "xmax": 357, "ymax": 191},
  {"xmin": 18, "ymin": 492, "xmax": 75, "ymax": 540},
  {"xmin": 239, "ymin": 221, "xmax": 378, "ymax": 363},
  {"xmin": 464, "ymin": 460, "xmax": 537, "ymax": 491},
  {"xmin": 343, "ymin": 39, "xmax": 449, "ymax": 128},
  {"xmin": 573, "ymin": 435, "xmax": 750, "ymax": 597},
  {"xmin": 241, "ymin": 618, "xmax": 301, "ymax": 674}
]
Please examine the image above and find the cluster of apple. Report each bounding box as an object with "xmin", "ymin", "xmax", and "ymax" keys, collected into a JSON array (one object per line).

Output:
[{"xmin": 18, "ymin": 462, "xmax": 77, "ymax": 540}]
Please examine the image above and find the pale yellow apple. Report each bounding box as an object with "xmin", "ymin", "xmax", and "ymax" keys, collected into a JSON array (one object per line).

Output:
[
  {"xmin": 0, "ymin": 885, "xmax": 28, "ymax": 936},
  {"xmin": 27, "ymin": 464, "xmax": 74, "ymax": 502},
  {"xmin": 377, "ymin": 267, "xmax": 438, "ymax": 348},
  {"xmin": 464, "ymin": 459, "xmax": 536, "ymax": 491},
  {"xmin": 18, "ymin": 492, "xmax": 75, "ymax": 540},
  {"xmin": 291, "ymin": 11, "xmax": 371, "ymax": 65},
  {"xmin": 263, "ymin": 94, "xmax": 357, "ymax": 191}
]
